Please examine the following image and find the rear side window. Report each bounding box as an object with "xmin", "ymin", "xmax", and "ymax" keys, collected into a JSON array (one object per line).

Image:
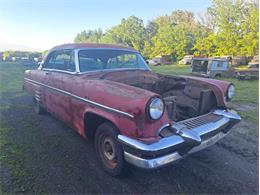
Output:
[{"xmin": 44, "ymin": 50, "xmax": 75, "ymax": 72}]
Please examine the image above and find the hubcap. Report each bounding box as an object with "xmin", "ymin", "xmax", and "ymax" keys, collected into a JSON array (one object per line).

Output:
[
  {"xmin": 103, "ymin": 137, "xmax": 116, "ymax": 160},
  {"xmin": 98, "ymin": 135, "xmax": 118, "ymax": 169}
]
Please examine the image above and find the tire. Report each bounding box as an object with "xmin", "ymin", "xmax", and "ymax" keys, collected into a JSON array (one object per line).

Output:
[
  {"xmin": 33, "ymin": 98, "xmax": 45, "ymax": 114},
  {"xmin": 94, "ymin": 122, "xmax": 126, "ymax": 176}
]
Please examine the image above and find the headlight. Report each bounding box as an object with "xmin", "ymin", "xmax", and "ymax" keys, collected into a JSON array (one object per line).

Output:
[
  {"xmin": 227, "ymin": 84, "xmax": 235, "ymax": 100},
  {"xmin": 147, "ymin": 97, "xmax": 164, "ymax": 120}
]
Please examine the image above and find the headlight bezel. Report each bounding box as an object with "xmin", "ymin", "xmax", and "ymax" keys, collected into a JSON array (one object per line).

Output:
[
  {"xmin": 146, "ymin": 97, "xmax": 165, "ymax": 121},
  {"xmin": 226, "ymin": 84, "xmax": 235, "ymax": 101}
]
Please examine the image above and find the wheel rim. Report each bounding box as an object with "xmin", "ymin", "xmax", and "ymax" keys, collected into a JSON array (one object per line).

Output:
[{"xmin": 98, "ymin": 134, "xmax": 117, "ymax": 169}]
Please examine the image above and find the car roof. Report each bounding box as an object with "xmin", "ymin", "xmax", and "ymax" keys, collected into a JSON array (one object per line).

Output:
[{"xmin": 50, "ymin": 43, "xmax": 137, "ymax": 52}]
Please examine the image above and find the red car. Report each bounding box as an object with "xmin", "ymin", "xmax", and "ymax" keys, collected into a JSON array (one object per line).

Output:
[{"xmin": 23, "ymin": 44, "xmax": 241, "ymax": 176}]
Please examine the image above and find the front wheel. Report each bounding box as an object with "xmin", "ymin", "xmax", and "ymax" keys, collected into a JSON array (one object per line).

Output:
[{"xmin": 94, "ymin": 122, "xmax": 126, "ymax": 176}]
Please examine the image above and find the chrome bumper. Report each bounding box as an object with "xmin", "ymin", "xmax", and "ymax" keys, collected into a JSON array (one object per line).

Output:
[{"xmin": 118, "ymin": 109, "xmax": 241, "ymax": 169}]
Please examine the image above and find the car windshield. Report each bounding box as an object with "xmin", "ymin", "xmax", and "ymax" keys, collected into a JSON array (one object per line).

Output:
[{"xmin": 78, "ymin": 49, "xmax": 149, "ymax": 72}]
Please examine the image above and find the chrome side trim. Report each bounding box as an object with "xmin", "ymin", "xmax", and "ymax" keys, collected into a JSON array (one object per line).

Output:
[
  {"xmin": 124, "ymin": 151, "xmax": 182, "ymax": 169},
  {"xmin": 24, "ymin": 78, "xmax": 134, "ymax": 119}
]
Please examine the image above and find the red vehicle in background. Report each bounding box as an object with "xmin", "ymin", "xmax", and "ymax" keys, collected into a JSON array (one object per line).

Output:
[{"xmin": 23, "ymin": 44, "xmax": 241, "ymax": 176}]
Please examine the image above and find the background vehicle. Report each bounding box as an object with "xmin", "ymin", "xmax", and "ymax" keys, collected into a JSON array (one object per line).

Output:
[
  {"xmin": 147, "ymin": 55, "xmax": 172, "ymax": 65},
  {"xmin": 191, "ymin": 58, "xmax": 230, "ymax": 78},
  {"xmin": 179, "ymin": 55, "xmax": 193, "ymax": 65},
  {"xmin": 235, "ymin": 63, "xmax": 259, "ymax": 80}
]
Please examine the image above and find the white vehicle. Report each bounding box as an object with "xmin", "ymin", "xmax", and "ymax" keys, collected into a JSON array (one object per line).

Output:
[{"xmin": 179, "ymin": 55, "xmax": 193, "ymax": 65}]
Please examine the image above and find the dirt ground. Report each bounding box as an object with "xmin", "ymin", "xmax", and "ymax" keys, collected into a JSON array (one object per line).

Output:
[{"xmin": 0, "ymin": 90, "xmax": 258, "ymax": 194}]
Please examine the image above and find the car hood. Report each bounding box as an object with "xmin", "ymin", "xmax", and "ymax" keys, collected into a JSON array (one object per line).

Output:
[
  {"xmin": 79, "ymin": 70, "xmax": 231, "ymax": 107},
  {"xmin": 77, "ymin": 71, "xmax": 159, "ymax": 117}
]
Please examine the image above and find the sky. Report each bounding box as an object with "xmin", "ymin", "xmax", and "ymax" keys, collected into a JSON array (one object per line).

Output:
[{"xmin": 0, "ymin": 0, "xmax": 212, "ymax": 51}]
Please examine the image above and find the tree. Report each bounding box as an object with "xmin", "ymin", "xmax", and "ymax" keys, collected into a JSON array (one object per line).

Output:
[
  {"xmin": 101, "ymin": 16, "xmax": 146, "ymax": 52},
  {"xmin": 204, "ymin": 0, "xmax": 259, "ymax": 56},
  {"xmin": 151, "ymin": 10, "xmax": 198, "ymax": 60},
  {"xmin": 74, "ymin": 2, "xmax": 259, "ymax": 61},
  {"xmin": 74, "ymin": 28, "xmax": 103, "ymax": 43},
  {"xmin": 240, "ymin": 2, "xmax": 259, "ymax": 56}
]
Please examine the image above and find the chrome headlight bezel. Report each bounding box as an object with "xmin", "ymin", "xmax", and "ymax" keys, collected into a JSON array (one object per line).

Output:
[
  {"xmin": 227, "ymin": 84, "xmax": 235, "ymax": 101},
  {"xmin": 146, "ymin": 97, "xmax": 165, "ymax": 120}
]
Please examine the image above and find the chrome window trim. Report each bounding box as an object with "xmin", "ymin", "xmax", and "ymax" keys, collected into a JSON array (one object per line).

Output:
[{"xmin": 24, "ymin": 78, "xmax": 134, "ymax": 119}]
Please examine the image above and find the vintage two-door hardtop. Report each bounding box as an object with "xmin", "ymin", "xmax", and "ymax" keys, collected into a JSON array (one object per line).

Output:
[{"xmin": 23, "ymin": 43, "xmax": 241, "ymax": 176}]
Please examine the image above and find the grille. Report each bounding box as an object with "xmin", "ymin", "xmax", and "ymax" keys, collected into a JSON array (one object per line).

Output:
[{"xmin": 179, "ymin": 113, "xmax": 223, "ymax": 130}]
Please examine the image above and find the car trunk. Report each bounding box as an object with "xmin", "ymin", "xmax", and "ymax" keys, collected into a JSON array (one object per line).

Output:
[{"xmin": 100, "ymin": 70, "xmax": 218, "ymax": 122}]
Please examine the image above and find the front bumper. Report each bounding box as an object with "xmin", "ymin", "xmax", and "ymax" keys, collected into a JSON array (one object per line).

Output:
[{"xmin": 118, "ymin": 109, "xmax": 241, "ymax": 169}]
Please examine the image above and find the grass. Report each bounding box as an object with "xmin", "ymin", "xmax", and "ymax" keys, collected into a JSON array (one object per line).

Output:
[
  {"xmin": 0, "ymin": 62, "xmax": 43, "ymax": 193},
  {"xmin": 0, "ymin": 62, "xmax": 28, "ymax": 94},
  {"xmin": 151, "ymin": 64, "xmax": 191, "ymax": 75}
]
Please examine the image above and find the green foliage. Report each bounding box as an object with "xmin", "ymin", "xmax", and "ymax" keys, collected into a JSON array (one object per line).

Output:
[
  {"xmin": 74, "ymin": 1, "xmax": 259, "ymax": 61},
  {"xmin": 74, "ymin": 28, "xmax": 103, "ymax": 43},
  {"xmin": 194, "ymin": 0, "xmax": 259, "ymax": 57},
  {"xmin": 101, "ymin": 16, "xmax": 146, "ymax": 52},
  {"xmin": 143, "ymin": 10, "xmax": 199, "ymax": 60}
]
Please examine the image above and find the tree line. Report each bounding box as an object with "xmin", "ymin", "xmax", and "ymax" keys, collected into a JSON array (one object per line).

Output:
[
  {"xmin": 75, "ymin": 0, "xmax": 258, "ymax": 61},
  {"xmin": 1, "ymin": 51, "xmax": 42, "ymax": 61}
]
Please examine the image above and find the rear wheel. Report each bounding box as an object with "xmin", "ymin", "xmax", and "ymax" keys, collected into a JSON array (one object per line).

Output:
[
  {"xmin": 94, "ymin": 122, "xmax": 126, "ymax": 176},
  {"xmin": 33, "ymin": 98, "xmax": 45, "ymax": 114}
]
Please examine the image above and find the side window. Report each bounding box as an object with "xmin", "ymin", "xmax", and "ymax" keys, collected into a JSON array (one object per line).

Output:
[{"xmin": 43, "ymin": 50, "xmax": 75, "ymax": 72}]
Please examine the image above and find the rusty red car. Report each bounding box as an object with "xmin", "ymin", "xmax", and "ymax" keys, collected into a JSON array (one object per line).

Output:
[{"xmin": 23, "ymin": 43, "xmax": 241, "ymax": 176}]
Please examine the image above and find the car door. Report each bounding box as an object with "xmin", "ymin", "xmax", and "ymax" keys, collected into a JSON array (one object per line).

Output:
[{"xmin": 42, "ymin": 49, "xmax": 76, "ymax": 126}]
